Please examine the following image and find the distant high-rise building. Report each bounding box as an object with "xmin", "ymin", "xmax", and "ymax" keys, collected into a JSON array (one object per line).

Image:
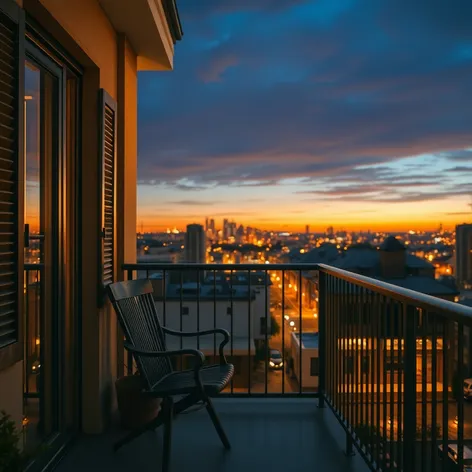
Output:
[
  {"xmin": 228, "ymin": 221, "xmax": 237, "ymax": 238},
  {"xmin": 305, "ymin": 225, "xmax": 310, "ymax": 234},
  {"xmin": 185, "ymin": 224, "xmax": 206, "ymax": 263},
  {"xmin": 223, "ymin": 218, "xmax": 229, "ymax": 240},
  {"xmin": 205, "ymin": 217, "xmax": 209, "ymax": 232},
  {"xmin": 456, "ymin": 223, "xmax": 472, "ymax": 289},
  {"xmin": 236, "ymin": 224, "xmax": 245, "ymax": 243}
]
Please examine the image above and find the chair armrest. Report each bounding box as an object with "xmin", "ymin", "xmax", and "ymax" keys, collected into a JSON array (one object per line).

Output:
[
  {"xmin": 124, "ymin": 342, "xmax": 206, "ymax": 390},
  {"xmin": 162, "ymin": 328, "xmax": 230, "ymax": 364}
]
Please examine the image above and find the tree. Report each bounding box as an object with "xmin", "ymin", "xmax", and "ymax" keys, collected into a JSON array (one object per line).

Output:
[
  {"xmin": 270, "ymin": 315, "xmax": 280, "ymax": 336},
  {"xmin": 0, "ymin": 411, "xmax": 22, "ymax": 472}
]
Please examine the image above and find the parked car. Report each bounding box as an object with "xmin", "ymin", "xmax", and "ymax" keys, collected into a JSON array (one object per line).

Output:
[{"xmin": 268, "ymin": 349, "xmax": 283, "ymax": 370}]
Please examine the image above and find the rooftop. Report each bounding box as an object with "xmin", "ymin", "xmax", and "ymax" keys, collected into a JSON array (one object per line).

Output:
[
  {"xmin": 379, "ymin": 235, "xmax": 406, "ymax": 252},
  {"xmin": 55, "ymin": 399, "xmax": 369, "ymax": 472},
  {"xmin": 293, "ymin": 332, "xmax": 319, "ymax": 349},
  {"xmin": 380, "ymin": 276, "xmax": 459, "ymax": 295}
]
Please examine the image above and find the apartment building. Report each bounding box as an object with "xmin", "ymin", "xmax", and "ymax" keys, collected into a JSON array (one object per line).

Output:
[
  {"xmin": 456, "ymin": 223, "xmax": 472, "ymax": 289},
  {"xmin": 142, "ymin": 270, "xmax": 273, "ymax": 387},
  {"xmin": 0, "ymin": 0, "xmax": 182, "ymax": 467}
]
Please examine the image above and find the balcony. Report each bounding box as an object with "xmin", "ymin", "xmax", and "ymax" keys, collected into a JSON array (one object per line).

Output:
[
  {"xmin": 53, "ymin": 263, "xmax": 472, "ymax": 472},
  {"xmin": 56, "ymin": 398, "xmax": 369, "ymax": 472}
]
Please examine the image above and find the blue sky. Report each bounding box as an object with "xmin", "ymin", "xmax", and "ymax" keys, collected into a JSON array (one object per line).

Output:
[{"xmin": 137, "ymin": 0, "xmax": 472, "ymax": 232}]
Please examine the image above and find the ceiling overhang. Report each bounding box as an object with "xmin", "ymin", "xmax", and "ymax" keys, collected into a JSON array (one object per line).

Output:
[{"xmin": 98, "ymin": 0, "xmax": 183, "ymax": 71}]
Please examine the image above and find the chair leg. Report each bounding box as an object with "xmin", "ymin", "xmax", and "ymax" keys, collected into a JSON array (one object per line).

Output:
[
  {"xmin": 205, "ymin": 397, "xmax": 231, "ymax": 450},
  {"xmin": 162, "ymin": 397, "xmax": 174, "ymax": 472}
]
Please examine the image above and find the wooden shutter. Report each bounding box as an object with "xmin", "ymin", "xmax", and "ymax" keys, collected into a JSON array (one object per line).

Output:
[
  {"xmin": 0, "ymin": 0, "xmax": 24, "ymax": 361},
  {"xmin": 99, "ymin": 90, "xmax": 116, "ymax": 290}
]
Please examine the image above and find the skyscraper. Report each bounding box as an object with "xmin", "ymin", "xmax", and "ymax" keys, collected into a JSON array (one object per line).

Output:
[
  {"xmin": 456, "ymin": 223, "xmax": 472, "ymax": 289},
  {"xmin": 223, "ymin": 218, "xmax": 229, "ymax": 240},
  {"xmin": 305, "ymin": 225, "xmax": 310, "ymax": 234},
  {"xmin": 184, "ymin": 224, "xmax": 206, "ymax": 263}
]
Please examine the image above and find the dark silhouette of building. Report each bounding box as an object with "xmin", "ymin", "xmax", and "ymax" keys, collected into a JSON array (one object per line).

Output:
[{"xmin": 184, "ymin": 224, "xmax": 206, "ymax": 263}]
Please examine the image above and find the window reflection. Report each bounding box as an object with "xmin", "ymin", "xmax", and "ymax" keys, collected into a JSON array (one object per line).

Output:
[{"xmin": 23, "ymin": 60, "xmax": 42, "ymax": 451}]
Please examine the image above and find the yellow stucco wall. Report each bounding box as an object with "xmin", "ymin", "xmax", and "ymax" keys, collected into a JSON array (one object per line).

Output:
[
  {"xmin": 39, "ymin": 0, "xmax": 117, "ymax": 98},
  {"xmin": 118, "ymin": 35, "xmax": 138, "ymax": 266}
]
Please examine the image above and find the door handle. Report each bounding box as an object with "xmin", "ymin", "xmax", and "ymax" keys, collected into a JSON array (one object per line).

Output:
[{"xmin": 24, "ymin": 224, "xmax": 45, "ymax": 248}]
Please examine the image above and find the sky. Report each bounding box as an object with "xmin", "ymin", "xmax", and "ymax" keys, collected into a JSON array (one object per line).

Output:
[{"xmin": 137, "ymin": 0, "xmax": 472, "ymax": 233}]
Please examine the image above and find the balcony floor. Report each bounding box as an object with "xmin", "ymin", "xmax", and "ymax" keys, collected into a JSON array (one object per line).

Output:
[{"xmin": 56, "ymin": 399, "xmax": 369, "ymax": 472}]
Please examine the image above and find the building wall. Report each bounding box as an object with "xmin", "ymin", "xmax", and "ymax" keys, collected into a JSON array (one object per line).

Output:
[
  {"xmin": 39, "ymin": 0, "xmax": 117, "ymax": 98},
  {"xmin": 456, "ymin": 224, "xmax": 472, "ymax": 288},
  {"xmin": 154, "ymin": 296, "xmax": 271, "ymax": 341},
  {"xmin": 22, "ymin": 0, "xmax": 138, "ymax": 433},
  {"xmin": 290, "ymin": 335, "xmax": 319, "ymax": 389},
  {"xmin": 380, "ymin": 251, "xmax": 406, "ymax": 278},
  {"xmin": 117, "ymin": 35, "xmax": 138, "ymax": 270},
  {"xmin": 6, "ymin": 0, "xmax": 174, "ymax": 438},
  {"xmin": 155, "ymin": 300, "xmax": 258, "ymax": 338}
]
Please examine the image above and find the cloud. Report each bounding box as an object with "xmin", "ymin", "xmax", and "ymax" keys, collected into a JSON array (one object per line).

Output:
[
  {"xmin": 178, "ymin": 0, "xmax": 311, "ymax": 18},
  {"xmin": 443, "ymin": 212, "xmax": 472, "ymax": 216},
  {"xmin": 442, "ymin": 150, "xmax": 472, "ymax": 162},
  {"xmin": 137, "ymin": 0, "xmax": 472, "ymax": 208},
  {"xmin": 198, "ymin": 54, "xmax": 239, "ymax": 83},
  {"xmin": 168, "ymin": 200, "xmax": 220, "ymax": 206}
]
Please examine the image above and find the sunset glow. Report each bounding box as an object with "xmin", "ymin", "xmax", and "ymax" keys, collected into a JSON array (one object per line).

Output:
[{"xmin": 137, "ymin": 0, "xmax": 472, "ymax": 233}]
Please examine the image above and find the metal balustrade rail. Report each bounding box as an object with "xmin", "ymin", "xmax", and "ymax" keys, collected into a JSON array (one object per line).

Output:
[
  {"xmin": 24, "ymin": 263, "xmax": 43, "ymax": 401},
  {"xmin": 121, "ymin": 262, "xmax": 472, "ymax": 471},
  {"xmin": 122, "ymin": 263, "xmax": 320, "ymax": 398},
  {"xmin": 318, "ymin": 263, "xmax": 472, "ymax": 472}
]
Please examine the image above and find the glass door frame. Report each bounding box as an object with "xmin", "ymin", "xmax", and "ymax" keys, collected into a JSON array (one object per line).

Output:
[
  {"xmin": 23, "ymin": 29, "xmax": 82, "ymax": 467},
  {"xmin": 24, "ymin": 38, "xmax": 64, "ymax": 443}
]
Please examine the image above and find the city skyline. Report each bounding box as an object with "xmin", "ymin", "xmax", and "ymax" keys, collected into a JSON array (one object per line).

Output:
[{"xmin": 137, "ymin": 0, "xmax": 472, "ymax": 233}]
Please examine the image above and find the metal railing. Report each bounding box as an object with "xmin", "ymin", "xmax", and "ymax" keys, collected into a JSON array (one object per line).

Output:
[
  {"xmin": 24, "ymin": 263, "xmax": 43, "ymax": 401},
  {"xmin": 318, "ymin": 263, "xmax": 472, "ymax": 472},
  {"xmin": 122, "ymin": 263, "xmax": 319, "ymax": 397},
  {"xmin": 121, "ymin": 262, "xmax": 472, "ymax": 471}
]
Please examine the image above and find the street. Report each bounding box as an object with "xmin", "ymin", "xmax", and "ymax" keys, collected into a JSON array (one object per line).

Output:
[{"xmin": 268, "ymin": 272, "xmax": 318, "ymax": 354}]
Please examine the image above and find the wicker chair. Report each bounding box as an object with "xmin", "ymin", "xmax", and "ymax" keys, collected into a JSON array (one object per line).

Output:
[{"xmin": 107, "ymin": 279, "xmax": 234, "ymax": 472}]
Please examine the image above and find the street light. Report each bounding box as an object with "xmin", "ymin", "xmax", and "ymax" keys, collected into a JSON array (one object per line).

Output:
[{"xmin": 289, "ymin": 321, "xmax": 295, "ymax": 327}]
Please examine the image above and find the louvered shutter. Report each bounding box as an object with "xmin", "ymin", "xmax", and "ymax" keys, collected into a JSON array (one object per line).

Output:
[
  {"xmin": 99, "ymin": 90, "xmax": 116, "ymax": 290},
  {"xmin": 0, "ymin": 0, "xmax": 24, "ymax": 354}
]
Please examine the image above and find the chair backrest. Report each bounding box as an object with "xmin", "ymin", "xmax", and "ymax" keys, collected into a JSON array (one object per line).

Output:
[{"xmin": 107, "ymin": 279, "xmax": 172, "ymax": 389}]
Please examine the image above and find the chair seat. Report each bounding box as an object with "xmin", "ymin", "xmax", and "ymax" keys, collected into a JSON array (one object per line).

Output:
[{"xmin": 151, "ymin": 363, "xmax": 234, "ymax": 396}]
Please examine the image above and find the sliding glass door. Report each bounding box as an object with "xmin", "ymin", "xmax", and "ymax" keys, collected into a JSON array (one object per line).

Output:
[{"xmin": 23, "ymin": 36, "xmax": 81, "ymax": 456}]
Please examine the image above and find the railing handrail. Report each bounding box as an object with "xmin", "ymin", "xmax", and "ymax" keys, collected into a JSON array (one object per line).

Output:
[
  {"xmin": 123, "ymin": 262, "xmax": 318, "ymax": 271},
  {"xmin": 123, "ymin": 261, "xmax": 472, "ymax": 323},
  {"xmin": 317, "ymin": 263, "xmax": 472, "ymax": 323}
]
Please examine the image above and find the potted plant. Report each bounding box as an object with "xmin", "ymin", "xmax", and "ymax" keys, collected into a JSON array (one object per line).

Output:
[
  {"xmin": 0, "ymin": 411, "xmax": 24, "ymax": 472},
  {"xmin": 115, "ymin": 373, "xmax": 162, "ymax": 430}
]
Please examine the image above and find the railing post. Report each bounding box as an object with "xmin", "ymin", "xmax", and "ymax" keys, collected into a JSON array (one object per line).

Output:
[
  {"xmin": 318, "ymin": 269, "xmax": 326, "ymax": 408},
  {"xmin": 403, "ymin": 304, "xmax": 417, "ymax": 472},
  {"xmin": 345, "ymin": 431, "xmax": 355, "ymax": 456}
]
